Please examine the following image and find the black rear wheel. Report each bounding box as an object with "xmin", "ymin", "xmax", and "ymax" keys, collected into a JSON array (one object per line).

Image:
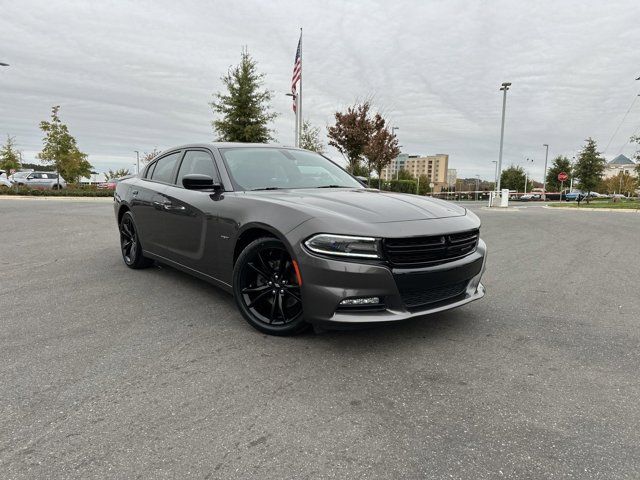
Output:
[
  {"xmin": 119, "ymin": 211, "xmax": 153, "ymax": 269},
  {"xmin": 233, "ymin": 237, "xmax": 307, "ymax": 335}
]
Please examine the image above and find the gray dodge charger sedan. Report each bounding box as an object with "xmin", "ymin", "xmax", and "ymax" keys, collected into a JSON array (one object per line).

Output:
[{"xmin": 114, "ymin": 143, "xmax": 486, "ymax": 335}]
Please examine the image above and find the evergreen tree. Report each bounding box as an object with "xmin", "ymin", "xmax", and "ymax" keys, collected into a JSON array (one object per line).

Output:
[
  {"xmin": 573, "ymin": 138, "xmax": 605, "ymax": 203},
  {"xmin": 299, "ymin": 120, "xmax": 324, "ymax": 153},
  {"xmin": 545, "ymin": 155, "xmax": 573, "ymax": 191},
  {"xmin": 0, "ymin": 135, "xmax": 22, "ymax": 174},
  {"xmin": 37, "ymin": 106, "xmax": 92, "ymax": 182},
  {"xmin": 210, "ymin": 48, "xmax": 277, "ymax": 143}
]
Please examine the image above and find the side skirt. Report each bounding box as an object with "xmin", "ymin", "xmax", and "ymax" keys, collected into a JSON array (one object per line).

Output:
[{"xmin": 144, "ymin": 250, "xmax": 233, "ymax": 294}]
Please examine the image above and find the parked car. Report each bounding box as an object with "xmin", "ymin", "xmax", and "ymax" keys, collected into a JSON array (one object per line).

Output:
[
  {"xmin": 114, "ymin": 143, "xmax": 487, "ymax": 335},
  {"xmin": 0, "ymin": 170, "xmax": 12, "ymax": 188},
  {"xmin": 11, "ymin": 171, "xmax": 67, "ymax": 189},
  {"xmin": 98, "ymin": 178, "xmax": 120, "ymax": 190},
  {"xmin": 520, "ymin": 193, "xmax": 541, "ymax": 201}
]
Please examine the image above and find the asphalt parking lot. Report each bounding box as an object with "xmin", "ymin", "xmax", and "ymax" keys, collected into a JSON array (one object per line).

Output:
[{"xmin": 1, "ymin": 198, "xmax": 639, "ymax": 479}]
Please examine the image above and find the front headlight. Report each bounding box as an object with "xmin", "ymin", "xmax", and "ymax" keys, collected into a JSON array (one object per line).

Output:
[{"xmin": 304, "ymin": 234, "xmax": 381, "ymax": 259}]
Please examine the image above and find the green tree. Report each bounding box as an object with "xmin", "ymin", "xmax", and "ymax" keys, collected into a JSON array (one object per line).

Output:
[
  {"xmin": 37, "ymin": 106, "xmax": 92, "ymax": 183},
  {"xmin": 631, "ymin": 135, "xmax": 640, "ymax": 186},
  {"xmin": 363, "ymin": 123, "xmax": 400, "ymax": 188},
  {"xmin": 599, "ymin": 171, "xmax": 637, "ymax": 196},
  {"xmin": 327, "ymin": 101, "xmax": 378, "ymax": 174},
  {"xmin": 396, "ymin": 168, "xmax": 415, "ymax": 180},
  {"xmin": 500, "ymin": 165, "xmax": 533, "ymax": 192},
  {"xmin": 545, "ymin": 155, "xmax": 572, "ymax": 191},
  {"xmin": 299, "ymin": 120, "xmax": 324, "ymax": 153},
  {"xmin": 105, "ymin": 168, "xmax": 131, "ymax": 180},
  {"xmin": 573, "ymin": 138, "xmax": 605, "ymax": 203},
  {"xmin": 141, "ymin": 148, "xmax": 161, "ymax": 164},
  {"xmin": 0, "ymin": 135, "xmax": 22, "ymax": 174},
  {"xmin": 210, "ymin": 48, "xmax": 277, "ymax": 143}
]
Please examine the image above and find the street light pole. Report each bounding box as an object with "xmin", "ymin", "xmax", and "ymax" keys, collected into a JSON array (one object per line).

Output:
[
  {"xmin": 542, "ymin": 144, "xmax": 549, "ymax": 200},
  {"xmin": 524, "ymin": 157, "xmax": 534, "ymax": 194},
  {"xmin": 391, "ymin": 126, "xmax": 399, "ymax": 180},
  {"xmin": 0, "ymin": 62, "xmax": 9, "ymax": 67},
  {"xmin": 496, "ymin": 82, "xmax": 511, "ymax": 195},
  {"xmin": 492, "ymin": 160, "xmax": 498, "ymax": 188},
  {"xmin": 134, "ymin": 150, "xmax": 140, "ymax": 175}
]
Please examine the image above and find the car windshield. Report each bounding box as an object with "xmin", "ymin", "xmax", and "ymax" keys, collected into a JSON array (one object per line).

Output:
[{"xmin": 219, "ymin": 147, "xmax": 363, "ymax": 191}]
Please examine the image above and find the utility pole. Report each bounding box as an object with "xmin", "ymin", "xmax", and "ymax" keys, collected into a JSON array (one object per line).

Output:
[
  {"xmin": 542, "ymin": 144, "xmax": 549, "ymax": 200},
  {"xmin": 496, "ymin": 82, "xmax": 511, "ymax": 195}
]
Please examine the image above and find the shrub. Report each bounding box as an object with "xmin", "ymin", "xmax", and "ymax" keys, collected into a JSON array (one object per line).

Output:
[
  {"xmin": 381, "ymin": 179, "xmax": 417, "ymax": 194},
  {"xmin": 0, "ymin": 186, "xmax": 114, "ymax": 197}
]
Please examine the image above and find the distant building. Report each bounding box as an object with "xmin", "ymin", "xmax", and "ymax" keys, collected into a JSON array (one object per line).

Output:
[
  {"xmin": 603, "ymin": 154, "xmax": 637, "ymax": 179},
  {"xmin": 381, "ymin": 154, "xmax": 450, "ymax": 192}
]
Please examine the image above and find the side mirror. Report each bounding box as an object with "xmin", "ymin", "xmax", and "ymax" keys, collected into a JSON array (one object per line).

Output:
[{"xmin": 182, "ymin": 174, "xmax": 222, "ymax": 191}]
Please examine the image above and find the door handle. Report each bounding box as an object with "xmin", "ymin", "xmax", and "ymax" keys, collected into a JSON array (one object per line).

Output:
[{"xmin": 131, "ymin": 190, "xmax": 139, "ymax": 196}]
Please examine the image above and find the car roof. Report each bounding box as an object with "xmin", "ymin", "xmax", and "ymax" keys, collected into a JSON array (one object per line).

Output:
[{"xmin": 165, "ymin": 142, "xmax": 300, "ymax": 152}]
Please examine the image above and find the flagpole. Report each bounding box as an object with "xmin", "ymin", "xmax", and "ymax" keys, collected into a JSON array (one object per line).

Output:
[
  {"xmin": 294, "ymin": 94, "xmax": 299, "ymax": 147},
  {"xmin": 297, "ymin": 27, "xmax": 302, "ymax": 148}
]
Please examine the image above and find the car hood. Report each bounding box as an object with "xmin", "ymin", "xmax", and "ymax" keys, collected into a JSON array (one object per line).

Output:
[{"xmin": 245, "ymin": 188, "xmax": 466, "ymax": 223}]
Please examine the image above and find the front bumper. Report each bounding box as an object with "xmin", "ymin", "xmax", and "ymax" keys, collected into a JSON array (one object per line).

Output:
[{"xmin": 295, "ymin": 239, "xmax": 487, "ymax": 324}]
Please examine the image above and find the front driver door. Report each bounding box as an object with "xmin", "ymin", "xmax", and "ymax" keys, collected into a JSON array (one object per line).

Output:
[{"xmin": 154, "ymin": 149, "xmax": 221, "ymax": 278}]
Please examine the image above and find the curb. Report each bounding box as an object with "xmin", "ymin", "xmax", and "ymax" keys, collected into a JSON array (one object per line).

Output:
[
  {"xmin": 0, "ymin": 195, "xmax": 114, "ymax": 202},
  {"xmin": 543, "ymin": 205, "xmax": 640, "ymax": 213}
]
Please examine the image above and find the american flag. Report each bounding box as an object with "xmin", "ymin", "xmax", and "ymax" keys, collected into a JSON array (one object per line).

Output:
[{"xmin": 291, "ymin": 33, "xmax": 302, "ymax": 112}]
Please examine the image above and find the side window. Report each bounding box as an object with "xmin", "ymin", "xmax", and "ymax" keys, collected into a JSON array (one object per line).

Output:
[
  {"xmin": 150, "ymin": 152, "xmax": 181, "ymax": 183},
  {"xmin": 176, "ymin": 150, "xmax": 217, "ymax": 186}
]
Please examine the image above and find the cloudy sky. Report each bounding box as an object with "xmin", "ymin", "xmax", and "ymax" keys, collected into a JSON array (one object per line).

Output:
[{"xmin": 1, "ymin": 0, "xmax": 639, "ymax": 180}]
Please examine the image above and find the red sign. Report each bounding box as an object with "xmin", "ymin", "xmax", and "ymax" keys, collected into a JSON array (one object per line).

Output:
[{"xmin": 558, "ymin": 172, "xmax": 569, "ymax": 182}]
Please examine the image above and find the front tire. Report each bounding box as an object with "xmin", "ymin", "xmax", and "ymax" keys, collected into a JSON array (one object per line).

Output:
[
  {"xmin": 233, "ymin": 237, "xmax": 307, "ymax": 336},
  {"xmin": 119, "ymin": 211, "xmax": 153, "ymax": 269}
]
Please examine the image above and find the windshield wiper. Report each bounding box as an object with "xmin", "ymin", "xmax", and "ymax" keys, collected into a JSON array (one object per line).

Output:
[
  {"xmin": 316, "ymin": 185, "xmax": 352, "ymax": 188},
  {"xmin": 252, "ymin": 187, "xmax": 283, "ymax": 191}
]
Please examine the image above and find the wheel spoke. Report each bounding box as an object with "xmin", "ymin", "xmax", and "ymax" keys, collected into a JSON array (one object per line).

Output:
[
  {"xmin": 257, "ymin": 251, "xmax": 271, "ymax": 274},
  {"xmin": 130, "ymin": 241, "xmax": 137, "ymax": 260},
  {"xmin": 247, "ymin": 262, "xmax": 270, "ymax": 280},
  {"xmin": 283, "ymin": 288, "xmax": 301, "ymax": 303},
  {"xmin": 241, "ymin": 285, "xmax": 270, "ymax": 294},
  {"xmin": 269, "ymin": 292, "xmax": 277, "ymax": 321},
  {"xmin": 277, "ymin": 293, "xmax": 287, "ymax": 322},
  {"xmin": 247, "ymin": 288, "xmax": 272, "ymax": 309}
]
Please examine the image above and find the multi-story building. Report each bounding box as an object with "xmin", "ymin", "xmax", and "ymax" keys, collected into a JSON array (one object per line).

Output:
[
  {"xmin": 603, "ymin": 154, "xmax": 637, "ymax": 179},
  {"xmin": 381, "ymin": 154, "xmax": 450, "ymax": 192}
]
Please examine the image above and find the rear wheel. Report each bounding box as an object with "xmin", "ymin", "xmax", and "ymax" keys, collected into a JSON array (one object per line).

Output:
[
  {"xmin": 233, "ymin": 237, "xmax": 307, "ymax": 336},
  {"xmin": 119, "ymin": 211, "xmax": 153, "ymax": 269}
]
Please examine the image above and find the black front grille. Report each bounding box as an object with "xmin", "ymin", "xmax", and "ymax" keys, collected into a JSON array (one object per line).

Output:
[
  {"xmin": 398, "ymin": 280, "xmax": 468, "ymax": 309},
  {"xmin": 383, "ymin": 229, "xmax": 479, "ymax": 267}
]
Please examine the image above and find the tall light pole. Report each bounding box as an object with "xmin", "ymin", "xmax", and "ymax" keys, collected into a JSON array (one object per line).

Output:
[
  {"xmin": 0, "ymin": 62, "xmax": 9, "ymax": 67},
  {"xmin": 542, "ymin": 144, "xmax": 549, "ymax": 200},
  {"xmin": 475, "ymin": 175, "xmax": 480, "ymax": 201},
  {"xmin": 492, "ymin": 160, "xmax": 498, "ymax": 189},
  {"xmin": 496, "ymin": 82, "xmax": 511, "ymax": 195},
  {"xmin": 134, "ymin": 151, "xmax": 140, "ymax": 175},
  {"xmin": 523, "ymin": 157, "xmax": 534, "ymax": 194}
]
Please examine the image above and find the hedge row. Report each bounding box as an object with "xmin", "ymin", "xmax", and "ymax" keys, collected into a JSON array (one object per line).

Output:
[{"xmin": 0, "ymin": 187, "xmax": 114, "ymax": 197}]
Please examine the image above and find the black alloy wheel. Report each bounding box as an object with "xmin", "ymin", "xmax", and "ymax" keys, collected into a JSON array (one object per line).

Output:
[
  {"xmin": 233, "ymin": 237, "xmax": 306, "ymax": 335},
  {"xmin": 119, "ymin": 211, "xmax": 153, "ymax": 269}
]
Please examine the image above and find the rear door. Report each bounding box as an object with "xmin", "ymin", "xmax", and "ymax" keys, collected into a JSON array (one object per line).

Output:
[{"xmin": 154, "ymin": 149, "xmax": 221, "ymax": 276}]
